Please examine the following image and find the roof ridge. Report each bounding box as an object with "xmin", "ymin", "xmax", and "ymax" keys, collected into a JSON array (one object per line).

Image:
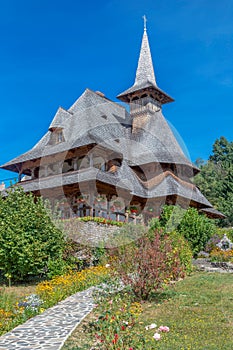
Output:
[{"xmin": 136, "ymin": 170, "xmax": 195, "ymax": 190}]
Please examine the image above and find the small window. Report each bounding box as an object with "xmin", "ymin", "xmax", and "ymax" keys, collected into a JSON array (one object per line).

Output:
[
  {"xmin": 57, "ymin": 131, "xmax": 63, "ymax": 143},
  {"xmin": 48, "ymin": 129, "xmax": 65, "ymax": 145}
]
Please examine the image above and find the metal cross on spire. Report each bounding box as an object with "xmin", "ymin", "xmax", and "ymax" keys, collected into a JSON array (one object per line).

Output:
[{"xmin": 143, "ymin": 15, "xmax": 147, "ymax": 31}]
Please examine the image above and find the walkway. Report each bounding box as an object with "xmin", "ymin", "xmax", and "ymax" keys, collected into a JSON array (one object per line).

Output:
[
  {"xmin": 1, "ymin": 262, "xmax": 232, "ymax": 350},
  {"xmin": 0, "ymin": 288, "xmax": 94, "ymax": 350}
]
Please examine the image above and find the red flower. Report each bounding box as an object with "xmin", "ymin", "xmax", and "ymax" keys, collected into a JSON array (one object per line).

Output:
[
  {"xmin": 112, "ymin": 334, "xmax": 119, "ymax": 344},
  {"xmin": 121, "ymin": 325, "xmax": 125, "ymax": 330}
]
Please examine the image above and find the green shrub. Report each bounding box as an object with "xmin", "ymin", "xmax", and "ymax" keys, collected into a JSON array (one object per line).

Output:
[
  {"xmin": 0, "ymin": 187, "xmax": 66, "ymax": 281},
  {"xmin": 167, "ymin": 231, "xmax": 193, "ymax": 274},
  {"xmin": 149, "ymin": 205, "xmax": 216, "ymax": 257},
  {"xmin": 178, "ymin": 208, "xmax": 216, "ymax": 257}
]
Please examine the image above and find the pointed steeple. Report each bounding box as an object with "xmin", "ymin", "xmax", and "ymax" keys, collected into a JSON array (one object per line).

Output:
[
  {"xmin": 134, "ymin": 23, "xmax": 157, "ymax": 87},
  {"xmin": 117, "ymin": 18, "xmax": 173, "ymax": 105}
]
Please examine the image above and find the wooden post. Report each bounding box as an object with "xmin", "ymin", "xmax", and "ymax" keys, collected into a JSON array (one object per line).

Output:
[
  {"xmin": 106, "ymin": 194, "xmax": 112, "ymax": 218},
  {"xmin": 73, "ymin": 158, "xmax": 78, "ymax": 171},
  {"xmin": 18, "ymin": 172, "xmax": 22, "ymax": 182},
  {"xmin": 31, "ymin": 167, "xmax": 35, "ymax": 179},
  {"xmin": 89, "ymin": 153, "xmax": 93, "ymax": 168}
]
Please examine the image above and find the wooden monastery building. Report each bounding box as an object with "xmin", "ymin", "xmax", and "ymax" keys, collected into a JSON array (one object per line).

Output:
[{"xmin": 0, "ymin": 23, "xmax": 224, "ymax": 223}]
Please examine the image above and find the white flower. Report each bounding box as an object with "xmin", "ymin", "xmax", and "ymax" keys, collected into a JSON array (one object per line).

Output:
[
  {"xmin": 105, "ymin": 264, "xmax": 110, "ymax": 268},
  {"xmin": 153, "ymin": 332, "xmax": 161, "ymax": 340},
  {"xmin": 145, "ymin": 323, "xmax": 157, "ymax": 330}
]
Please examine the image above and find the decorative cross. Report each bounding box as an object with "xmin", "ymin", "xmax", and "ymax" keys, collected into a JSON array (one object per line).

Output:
[{"xmin": 143, "ymin": 15, "xmax": 147, "ymax": 31}]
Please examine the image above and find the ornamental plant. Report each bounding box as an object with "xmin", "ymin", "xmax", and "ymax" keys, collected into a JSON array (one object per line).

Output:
[
  {"xmin": 149, "ymin": 205, "xmax": 216, "ymax": 257},
  {"xmin": 78, "ymin": 216, "xmax": 125, "ymax": 226},
  {"xmin": 36, "ymin": 265, "xmax": 111, "ymax": 307},
  {"xmin": 210, "ymin": 247, "xmax": 233, "ymax": 262},
  {"xmin": 205, "ymin": 234, "xmax": 222, "ymax": 253},
  {"xmin": 86, "ymin": 293, "xmax": 145, "ymax": 349},
  {"xmin": 113, "ymin": 231, "xmax": 185, "ymax": 300},
  {"xmin": 80, "ymin": 291, "xmax": 170, "ymax": 349},
  {"xmin": 0, "ymin": 187, "xmax": 66, "ymax": 281}
]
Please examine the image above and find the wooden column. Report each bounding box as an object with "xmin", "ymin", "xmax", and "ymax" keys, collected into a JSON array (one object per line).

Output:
[
  {"xmin": 73, "ymin": 158, "xmax": 78, "ymax": 171},
  {"xmin": 31, "ymin": 168, "xmax": 35, "ymax": 179},
  {"xmin": 89, "ymin": 153, "xmax": 93, "ymax": 168},
  {"xmin": 18, "ymin": 172, "xmax": 22, "ymax": 182},
  {"xmin": 106, "ymin": 194, "xmax": 112, "ymax": 218}
]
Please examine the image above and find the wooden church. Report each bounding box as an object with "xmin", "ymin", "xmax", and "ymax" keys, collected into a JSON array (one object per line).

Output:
[{"xmin": 0, "ymin": 22, "xmax": 224, "ymax": 222}]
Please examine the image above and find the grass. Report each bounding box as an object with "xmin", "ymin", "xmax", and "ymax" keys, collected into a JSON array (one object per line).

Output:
[
  {"xmin": 0, "ymin": 282, "xmax": 37, "ymax": 334},
  {"xmin": 62, "ymin": 272, "xmax": 233, "ymax": 350},
  {"xmin": 0, "ymin": 284, "xmax": 36, "ymax": 299}
]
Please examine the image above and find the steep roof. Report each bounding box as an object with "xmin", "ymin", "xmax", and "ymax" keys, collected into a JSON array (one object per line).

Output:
[
  {"xmin": 0, "ymin": 89, "xmax": 129, "ymax": 172},
  {"xmin": 117, "ymin": 27, "xmax": 173, "ymax": 104},
  {"xmin": 0, "ymin": 89, "xmax": 198, "ymax": 175},
  {"xmin": 99, "ymin": 108, "xmax": 198, "ymax": 173},
  {"xmin": 48, "ymin": 107, "xmax": 72, "ymax": 131},
  {"xmin": 134, "ymin": 28, "xmax": 157, "ymax": 87}
]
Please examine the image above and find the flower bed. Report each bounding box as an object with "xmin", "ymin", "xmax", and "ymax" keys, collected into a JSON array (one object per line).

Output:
[
  {"xmin": 36, "ymin": 265, "xmax": 111, "ymax": 307},
  {"xmin": 0, "ymin": 265, "xmax": 111, "ymax": 336},
  {"xmin": 78, "ymin": 216, "xmax": 125, "ymax": 227}
]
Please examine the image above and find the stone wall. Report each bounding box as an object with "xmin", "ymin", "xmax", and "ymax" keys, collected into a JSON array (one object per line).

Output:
[
  {"xmin": 66, "ymin": 220, "xmax": 121, "ymax": 247},
  {"xmin": 64, "ymin": 220, "xmax": 145, "ymax": 249}
]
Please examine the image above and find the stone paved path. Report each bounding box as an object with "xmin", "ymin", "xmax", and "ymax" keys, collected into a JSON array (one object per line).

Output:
[
  {"xmin": 193, "ymin": 258, "xmax": 233, "ymax": 273},
  {"xmin": 0, "ymin": 288, "xmax": 94, "ymax": 350}
]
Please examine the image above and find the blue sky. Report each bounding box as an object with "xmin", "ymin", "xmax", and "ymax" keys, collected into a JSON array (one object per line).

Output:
[{"xmin": 0, "ymin": 0, "xmax": 232, "ymax": 184}]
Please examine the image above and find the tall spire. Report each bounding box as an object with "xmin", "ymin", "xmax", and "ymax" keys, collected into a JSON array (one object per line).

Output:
[
  {"xmin": 117, "ymin": 18, "xmax": 173, "ymax": 105},
  {"xmin": 134, "ymin": 17, "xmax": 157, "ymax": 87}
]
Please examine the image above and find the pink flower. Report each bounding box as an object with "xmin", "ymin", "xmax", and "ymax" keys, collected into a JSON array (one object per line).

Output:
[
  {"xmin": 159, "ymin": 325, "xmax": 170, "ymax": 332},
  {"xmin": 108, "ymin": 299, "xmax": 113, "ymax": 305},
  {"xmin": 153, "ymin": 332, "xmax": 161, "ymax": 341}
]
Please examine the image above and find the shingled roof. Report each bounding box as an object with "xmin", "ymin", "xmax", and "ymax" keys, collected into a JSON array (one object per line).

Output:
[
  {"xmin": 117, "ymin": 27, "xmax": 174, "ymax": 104},
  {"xmin": 0, "ymin": 23, "xmax": 222, "ymax": 217}
]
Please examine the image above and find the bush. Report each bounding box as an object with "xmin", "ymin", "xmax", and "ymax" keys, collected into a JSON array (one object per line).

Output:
[
  {"xmin": 179, "ymin": 208, "xmax": 216, "ymax": 257},
  {"xmin": 0, "ymin": 187, "xmax": 66, "ymax": 281},
  {"xmin": 149, "ymin": 205, "xmax": 216, "ymax": 257},
  {"xmin": 113, "ymin": 231, "xmax": 185, "ymax": 300},
  {"xmin": 167, "ymin": 231, "xmax": 193, "ymax": 274},
  {"xmin": 210, "ymin": 248, "xmax": 233, "ymax": 263},
  {"xmin": 205, "ymin": 234, "xmax": 222, "ymax": 253}
]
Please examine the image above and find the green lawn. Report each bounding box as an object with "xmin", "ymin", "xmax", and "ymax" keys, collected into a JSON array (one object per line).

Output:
[{"xmin": 62, "ymin": 272, "xmax": 233, "ymax": 350}]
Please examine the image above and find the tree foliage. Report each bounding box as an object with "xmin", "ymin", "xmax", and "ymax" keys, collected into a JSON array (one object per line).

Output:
[
  {"xmin": 149, "ymin": 205, "xmax": 216, "ymax": 257},
  {"xmin": 194, "ymin": 137, "xmax": 233, "ymax": 227},
  {"xmin": 0, "ymin": 187, "xmax": 66, "ymax": 281}
]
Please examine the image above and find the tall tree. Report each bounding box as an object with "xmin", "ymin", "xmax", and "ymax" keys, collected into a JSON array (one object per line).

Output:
[{"xmin": 194, "ymin": 137, "xmax": 233, "ymax": 227}]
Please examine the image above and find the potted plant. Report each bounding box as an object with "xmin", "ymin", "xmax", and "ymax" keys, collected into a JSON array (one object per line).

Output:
[{"xmin": 130, "ymin": 206, "xmax": 138, "ymax": 214}]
